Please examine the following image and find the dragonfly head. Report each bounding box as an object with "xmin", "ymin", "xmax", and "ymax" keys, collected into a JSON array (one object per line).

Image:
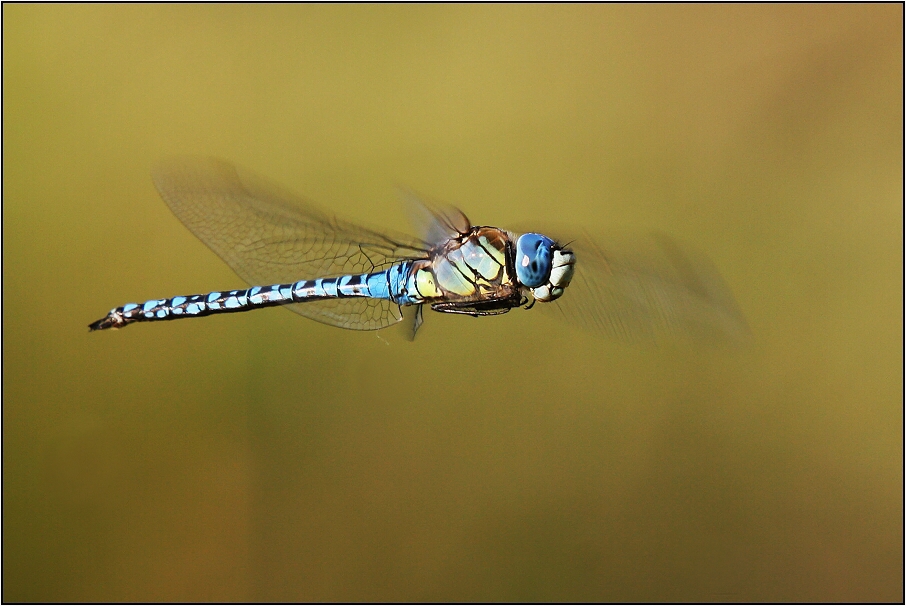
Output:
[{"xmin": 515, "ymin": 233, "xmax": 576, "ymax": 303}]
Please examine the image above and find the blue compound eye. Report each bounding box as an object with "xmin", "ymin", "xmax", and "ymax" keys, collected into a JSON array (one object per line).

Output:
[{"xmin": 515, "ymin": 233, "xmax": 555, "ymax": 288}]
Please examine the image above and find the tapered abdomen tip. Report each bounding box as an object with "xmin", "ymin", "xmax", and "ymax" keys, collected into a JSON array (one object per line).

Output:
[{"xmin": 88, "ymin": 313, "xmax": 123, "ymax": 331}]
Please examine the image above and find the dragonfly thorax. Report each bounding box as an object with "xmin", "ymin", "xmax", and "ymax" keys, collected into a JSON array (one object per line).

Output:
[{"xmin": 515, "ymin": 233, "xmax": 576, "ymax": 303}]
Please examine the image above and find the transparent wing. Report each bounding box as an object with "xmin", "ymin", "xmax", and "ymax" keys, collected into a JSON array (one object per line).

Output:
[
  {"xmin": 151, "ymin": 157, "xmax": 431, "ymax": 330},
  {"xmin": 284, "ymin": 297, "xmax": 405, "ymax": 331},
  {"xmin": 545, "ymin": 232, "xmax": 751, "ymax": 344},
  {"xmin": 397, "ymin": 187, "xmax": 472, "ymax": 245}
]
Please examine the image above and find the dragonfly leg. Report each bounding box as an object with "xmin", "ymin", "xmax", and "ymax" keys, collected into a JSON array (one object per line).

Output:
[{"xmin": 430, "ymin": 293, "xmax": 523, "ymax": 317}]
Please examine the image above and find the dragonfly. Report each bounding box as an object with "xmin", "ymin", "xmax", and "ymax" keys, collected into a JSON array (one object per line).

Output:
[{"xmin": 89, "ymin": 157, "xmax": 748, "ymax": 342}]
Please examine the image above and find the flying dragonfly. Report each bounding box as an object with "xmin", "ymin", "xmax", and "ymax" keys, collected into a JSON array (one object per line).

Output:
[{"xmin": 89, "ymin": 157, "xmax": 748, "ymax": 342}]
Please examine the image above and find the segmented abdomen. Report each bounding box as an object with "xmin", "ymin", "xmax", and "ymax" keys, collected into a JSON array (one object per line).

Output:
[{"xmin": 88, "ymin": 264, "xmax": 414, "ymax": 331}]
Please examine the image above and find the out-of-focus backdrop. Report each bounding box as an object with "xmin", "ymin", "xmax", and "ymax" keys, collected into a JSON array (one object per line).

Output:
[{"xmin": 3, "ymin": 5, "xmax": 902, "ymax": 602}]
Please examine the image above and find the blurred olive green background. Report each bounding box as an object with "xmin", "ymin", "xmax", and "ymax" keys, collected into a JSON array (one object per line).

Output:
[{"xmin": 3, "ymin": 4, "xmax": 902, "ymax": 602}]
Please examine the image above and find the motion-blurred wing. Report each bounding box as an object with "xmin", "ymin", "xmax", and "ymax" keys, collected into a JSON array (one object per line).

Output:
[
  {"xmin": 398, "ymin": 187, "xmax": 472, "ymax": 246},
  {"xmin": 547, "ymin": 232, "xmax": 750, "ymax": 344}
]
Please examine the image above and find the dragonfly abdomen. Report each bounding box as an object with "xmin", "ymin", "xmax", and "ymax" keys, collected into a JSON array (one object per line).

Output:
[{"xmin": 89, "ymin": 263, "xmax": 417, "ymax": 331}]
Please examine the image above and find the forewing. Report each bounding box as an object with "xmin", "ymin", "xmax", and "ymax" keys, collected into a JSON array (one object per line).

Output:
[
  {"xmin": 546, "ymin": 232, "xmax": 751, "ymax": 344},
  {"xmin": 151, "ymin": 157, "xmax": 430, "ymax": 330},
  {"xmin": 398, "ymin": 187, "xmax": 472, "ymax": 245}
]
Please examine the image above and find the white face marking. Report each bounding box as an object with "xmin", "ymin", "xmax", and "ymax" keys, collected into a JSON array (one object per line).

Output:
[
  {"xmin": 533, "ymin": 284, "xmax": 552, "ymax": 301},
  {"xmin": 529, "ymin": 250, "xmax": 575, "ymax": 303},
  {"xmin": 521, "ymin": 254, "xmax": 530, "ymax": 267},
  {"xmin": 549, "ymin": 250, "xmax": 576, "ymax": 287}
]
